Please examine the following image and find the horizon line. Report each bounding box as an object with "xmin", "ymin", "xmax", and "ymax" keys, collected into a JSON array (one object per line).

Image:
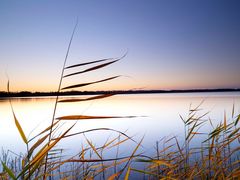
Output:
[{"xmin": 1, "ymin": 88, "xmax": 240, "ymax": 98}]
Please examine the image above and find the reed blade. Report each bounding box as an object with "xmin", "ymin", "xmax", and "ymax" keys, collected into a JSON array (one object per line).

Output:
[
  {"xmin": 1, "ymin": 161, "xmax": 17, "ymax": 180},
  {"xmin": 135, "ymin": 159, "xmax": 172, "ymax": 167},
  {"xmin": 63, "ymin": 60, "xmax": 119, "ymax": 78},
  {"xmin": 29, "ymin": 134, "xmax": 49, "ymax": 155},
  {"xmin": 64, "ymin": 58, "xmax": 114, "ymax": 69},
  {"xmin": 58, "ymin": 94, "xmax": 115, "ymax": 103},
  {"xmin": 124, "ymin": 166, "xmax": 131, "ymax": 180},
  {"xmin": 30, "ymin": 123, "xmax": 75, "ymax": 166},
  {"xmin": 235, "ymin": 114, "xmax": 240, "ymax": 126},
  {"xmin": 13, "ymin": 112, "xmax": 28, "ymax": 144},
  {"xmin": 56, "ymin": 115, "xmax": 136, "ymax": 120},
  {"xmin": 84, "ymin": 135, "xmax": 102, "ymax": 160},
  {"xmin": 107, "ymin": 170, "xmax": 122, "ymax": 180},
  {"xmin": 61, "ymin": 76, "xmax": 120, "ymax": 90},
  {"xmin": 7, "ymin": 81, "xmax": 27, "ymax": 144}
]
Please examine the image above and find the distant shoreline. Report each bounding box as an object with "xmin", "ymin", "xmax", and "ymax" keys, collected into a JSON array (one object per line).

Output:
[{"xmin": 0, "ymin": 89, "xmax": 240, "ymax": 98}]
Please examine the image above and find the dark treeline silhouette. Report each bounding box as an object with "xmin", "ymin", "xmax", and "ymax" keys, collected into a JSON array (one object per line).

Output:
[{"xmin": 0, "ymin": 88, "xmax": 240, "ymax": 98}]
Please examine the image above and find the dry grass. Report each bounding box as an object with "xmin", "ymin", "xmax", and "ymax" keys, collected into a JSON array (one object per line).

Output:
[{"xmin": 2, "ymin": 106, "xmax": 239, "ymax": 179}]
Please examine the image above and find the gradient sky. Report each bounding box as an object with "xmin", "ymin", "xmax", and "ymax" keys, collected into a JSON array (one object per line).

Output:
[{"xmin": 0, "ymin": 0, "xmax": 240, "ymax": 92}]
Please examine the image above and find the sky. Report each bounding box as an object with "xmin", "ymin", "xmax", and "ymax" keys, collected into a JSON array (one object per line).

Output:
[{"xmin": 0, "ymin": 0, "xmax": 240, "ymax": 92}]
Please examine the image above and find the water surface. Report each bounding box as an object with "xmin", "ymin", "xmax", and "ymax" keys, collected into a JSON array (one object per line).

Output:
[{"xmin": 0, "ymin": 92, "xmax": 240, "ymax": 156}]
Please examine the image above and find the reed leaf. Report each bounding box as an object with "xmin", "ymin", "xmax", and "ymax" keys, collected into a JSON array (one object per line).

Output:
[
  {"xmin": 124, "ymin": 166, "xmax": 131, "ymax": 180},
  {"xmin": 235, "ymin": 114, "xmax": 240, "ymax": 126},
  {"xmin": 56, "ymin": 115, "xmax": 135, "ymax": 120},
  {"xmin": 27, "ymin": 157, "xmax": 45, "ymax": 179},
  {"xmin": 29, "ymin": 133, "xmax": 49, "ymax": 155},
  {"xmin": 8, "ymin": 81, "xmax": 28, "ymax": 144},
  {"xmin": 12, "ymin": 111, "xmax": 28, "ymax": 144},
  {"xmin": 227, "ymin": 127, "xmax": 239, "ymax": 139},
  {"xmin": 28, "ymin": 121, "xmax": 59, "ymax": 142},
  {"xmin": 102, "ymin": 135, "xmax": 120, "ymax": 149},
  {"xmin": 186, "ymin": 121, "xmax": 198, "ymax": 141},
  {"xmin": 58, "ymin": 94, "xmax": 115, "ymax": 103},
  {"xmin": 63, "ymin": 60, "xmax": 119, "ymax": 78},
  {"xmin": 16, "ymin": 143, "xmax": 49, "ymax": 179},
  {"xmin": 224, "ymin": 110, "xmax": 227, "ymax": 130},
  {"xmin": 136, "ymin": 159, "xmax": 172, "ymax": 167},
  {"xmin": 84, "ymin": 135, "xmax": 102, "ymax": 160},
  {"xmin": 30, "ymin": 124, "xmax": 75, "ymax": 166},
  {"xmin": 107, "ymin": 137, "xmax": 131, "ymax": 149},
  {"xmin": 232, "ymin": 104, "xmax": 235, "ymax": 118},
  {"xmin": 61, "ymin": 156, "xmax": 135, "ymax": 163},
  {"xmin": 61, "ymin": 76, "xmax": 120, "ymax": 90},
  {"xmin": 107, "ymin": 170, "xmax": 122, "ymax": 180},
  {"xmin": 119, "ymin": 137, "xmax": 144, "ymax": 178},
  {"xmin": 65, "ymin": 58, "xmax": 114, "ymax": 69},
  {"xmin": 1, "ymin": 161, "xmax": 17, "ymax": 180}
]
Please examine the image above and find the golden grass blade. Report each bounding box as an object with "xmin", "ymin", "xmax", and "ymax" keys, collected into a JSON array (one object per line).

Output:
[
  {"xmin": 58, "ymin": 94, "xmax": 115, "ymax": 103},
  {"xmin": 1, "ymin": 161, "xmax": 17, "ymax": 180},
  {"xmin": 61, "ymin": 76, "xmax": 120, "ymax": 90},
  {"xmin": 46, "ymin": 162, "xmax": 65, "ymax": 175},
  {"xmin": 190, "ymin": 132, "xmax": 204, "ymax": 135},
  {"xmin": 56, "ymin": 115, "xmax": 136, "ymax": 120},
  {"xmin": 26, "ymin": 157, "xmax": 45, "ymax": 179},
  {"xmin": 28, "ymin": 120, "xmax": 59, "ymax": 142},
  {"xmin": 16, "ymin": 143, "xmax": 49, "ymax": 179},
  {"xmin": 81, "ymin": 144, "xmax": 85, "ymax": 160},
  {"xmin": 12, "ymin": 112, "xmax": 28, "ymax": 144},
  {"xmin": 232, "ymin": 104, "xmax": 235, "ymax": 118},
  {"xmin": 30, "ymin": 123, "xmax": 75, "ymax": 166},
  {"xmin": 230, "ymin": 169, "xmax": 240, "ymax": 178},
  {"xmin": 84, "ymin": 135, "xmax": 102, "ymax": 160},
  {"xmin": 38, "ymin": 121, "xmax": 59, "ymax": 136},
  {"xmin": 209, "ymin": 136, "xmax": 215, "ymax": 161},
  {"xmin": 136, "ymin": 159, "xmax": 173, "ymax": 168},
  {"xmin": 29, "ymin": 133, "xmax": 49, "ymax": 154},
  {"xmin": 63, "ymin": 60, "xmax": 119, "ymax": 78},
  {"xmin": 107, "ymin": 137, "xmax": 131, "ymax": 149},
  {"xmin": 224, "ymin": 110, "xmax": 227, "ymax": 130},
  {"xmin": 107, "ymin": 170, "xmax": 122, "ymax": 180},
  {"xmin": 92, "ymin": 158, "xmax": 129, "ymax": 171},
  {"xmin": 65, "ymin": 58, "xmax": 113, "ymax": 69},
  {"xmin": 124, "ymin": 166, "xmax": 131, "ymax": 180},
  {"xmin": 118, "ymin": 137, "xmax": 144, "ymax": 178},
  {"xmin": 8, "ymin": 81, "xmax": 27, "ymax": 144},
  {"xmin": 102, "ymin": 135, "xmax": 120, "ymax": 149}
]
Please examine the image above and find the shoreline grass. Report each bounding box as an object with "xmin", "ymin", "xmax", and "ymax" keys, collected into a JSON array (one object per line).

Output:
[{"xmin": 0, "ymin": 105, "xmax": 239, "ymax": 179}]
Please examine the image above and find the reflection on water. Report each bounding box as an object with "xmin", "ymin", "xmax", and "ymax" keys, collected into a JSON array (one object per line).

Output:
[{"xmin": 0, "ymin": 92, "xmax": 240, "ymax": 155}]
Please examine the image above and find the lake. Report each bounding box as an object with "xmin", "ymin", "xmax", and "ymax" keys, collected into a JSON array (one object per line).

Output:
[{"xmin": 0, "ymin": 92, "xmax": 240, "ymax": 158}]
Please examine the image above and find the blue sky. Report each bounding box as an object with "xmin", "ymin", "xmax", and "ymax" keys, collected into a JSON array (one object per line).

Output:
[{"xmin": 0, "ymin": 0, "xmax": 240, "ymax": 91}]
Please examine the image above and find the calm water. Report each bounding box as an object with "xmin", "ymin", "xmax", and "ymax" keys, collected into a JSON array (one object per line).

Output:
[{"xmin": 0, "ymin": 92, "xmax": 240, "ymax": 157}]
